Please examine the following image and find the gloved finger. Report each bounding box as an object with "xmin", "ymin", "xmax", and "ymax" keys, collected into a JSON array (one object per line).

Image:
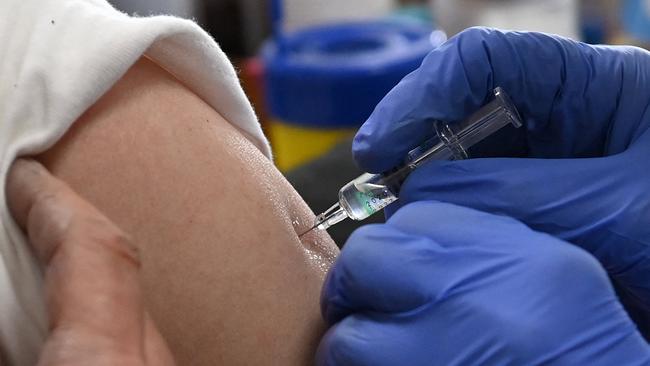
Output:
[
  {"xmin": 316, "ymin": 314, "xmax": 390, "ymax": 366},
  {"xmin": 6, "ymin": 159, "xmax": 174, "ymax": 365},
  {"xmin": 316, "ymin": 312, "xmax": 444, "ymax": 366},
  {"xmin": 384, "ymin": 200, "xmax": 623, "ymax": 310},
  {"xmin": 320, "ymin": 202, "xmax": 584, "ymax": 358},
  {"xmin": 386, "ymin": 200, "xmax": 544, "ymax": 252},
  {"xmin": 353, "ymin": 27, "xmax": 650, "ymax": 173},
  {"xmin": 321, "ymin": 224, "xmax": 441, "ymax": 324},
  {"xmin": 321, "ymin": 201, "xmax": 543, "ymax": 325}
]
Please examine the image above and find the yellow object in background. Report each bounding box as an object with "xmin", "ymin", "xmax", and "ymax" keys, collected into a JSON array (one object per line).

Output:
[
  {"xmin": 262, "ymin": 21, "xmax": 438, "ymax": 174},
  {"xmin": 269, "ymin": 119, "xmax": 355, "ymax": 172}
]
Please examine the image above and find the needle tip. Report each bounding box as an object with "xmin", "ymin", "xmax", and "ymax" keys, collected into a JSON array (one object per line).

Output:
[{"xmin": 299, "ymin": 225, "xmax": 317, "ymax": 238}]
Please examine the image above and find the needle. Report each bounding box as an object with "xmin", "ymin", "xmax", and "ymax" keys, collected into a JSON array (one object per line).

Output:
[
  {"xmin": 299, "ymin": 203, "xmax": 349, "ymax": 238},
  {"xmin": 298, "ymin": 225, "xmax": 318, "ymax": 238}
]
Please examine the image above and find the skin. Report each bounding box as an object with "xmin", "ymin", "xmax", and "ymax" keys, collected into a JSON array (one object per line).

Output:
[{"xmin": 36, "ymin": 57, "xmax": 339, "ymax": 365}]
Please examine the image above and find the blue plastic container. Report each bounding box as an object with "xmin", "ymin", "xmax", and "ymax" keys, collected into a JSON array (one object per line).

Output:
[{"xmin": 261, "ymin": 21, "xmax": 442, "ymax": 170}]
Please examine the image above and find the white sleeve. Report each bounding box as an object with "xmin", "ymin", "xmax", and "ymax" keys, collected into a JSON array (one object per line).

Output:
[{"xmin": 0, "ymin": 0, "xmax": 271, "ymax": 364}]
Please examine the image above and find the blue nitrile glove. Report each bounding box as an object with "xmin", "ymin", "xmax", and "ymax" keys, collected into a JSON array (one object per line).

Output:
[
  {"xmin": 353, "ymin": 27, "xmax": 650, "ymax": 314},
  {"xmin": 317, "ymin": 202, "xmax": 650, "ymax": 366}
]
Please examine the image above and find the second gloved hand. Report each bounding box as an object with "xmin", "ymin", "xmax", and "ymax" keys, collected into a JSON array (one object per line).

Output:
[
  {"xmin": 353, "ymin": 27, "xmax": 650, "ymax": 313},
  {"xmin": 317, "ymin": 202, "xmax": 650, "ymax": 366}
]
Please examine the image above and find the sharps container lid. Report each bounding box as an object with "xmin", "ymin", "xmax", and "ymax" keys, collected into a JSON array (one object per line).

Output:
[{"xmin": 262, "ymin": 21, "xmax": 442, "ymax": 128}]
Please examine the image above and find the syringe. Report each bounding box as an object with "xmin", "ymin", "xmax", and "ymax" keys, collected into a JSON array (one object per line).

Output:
[{"xmin": 299, "ymin": 87, "xmax": 522, "ymax": 237}]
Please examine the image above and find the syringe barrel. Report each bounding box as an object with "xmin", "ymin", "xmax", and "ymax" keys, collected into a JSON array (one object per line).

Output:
[
  {"xmin": 338, "ymin": 172, "xmax": 401, "ymax": 221},
  {"xmin": 336, "ymin": 87, "xmax": 522, "ymax": 223},
  {"xmin": 438, "ymin": 87, "xmax": 522, "ymax": 154}
]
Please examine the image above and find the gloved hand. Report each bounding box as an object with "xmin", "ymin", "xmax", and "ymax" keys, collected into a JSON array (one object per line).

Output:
[
  {"xmin": 353, "ymin": 27, "xmax": 650, "ymax": 313},
  {"xmin": 317, "ymin": 201, "xmax": 650, "ymax": 366}
]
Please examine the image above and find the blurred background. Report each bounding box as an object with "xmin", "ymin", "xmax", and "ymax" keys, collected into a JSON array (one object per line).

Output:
[{"xmin": 108, "ymin": 0, "xmax": 650, "ymax": 245}]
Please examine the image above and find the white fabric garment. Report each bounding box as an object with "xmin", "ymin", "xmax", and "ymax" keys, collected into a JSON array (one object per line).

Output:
[{"xmin": 0, "ymin": 1, "xmax": 271, "ymax": 364}]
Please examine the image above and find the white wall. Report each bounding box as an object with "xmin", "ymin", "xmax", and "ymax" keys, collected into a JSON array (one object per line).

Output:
[
  {"xmin": 282, "ymin": 0, "xmax": 396, "ymax": 31},
  {"xmin": 433, "ymin": 0, "xmax": 579, "ymax": 39}
]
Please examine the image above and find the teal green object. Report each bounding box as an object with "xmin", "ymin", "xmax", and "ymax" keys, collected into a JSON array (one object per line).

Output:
[
  {"xmin": 390, "ymin": 5, "xmax": 435, "ymax": 27},
  {"xmin": 261, "ymin": 21, "xmax": 439, "ymax": 128}
]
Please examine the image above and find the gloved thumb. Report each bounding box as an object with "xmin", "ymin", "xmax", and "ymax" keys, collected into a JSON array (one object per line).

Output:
[{"xmin": 320, "ymin": 223, "xmax": 441, "ymax": 325}]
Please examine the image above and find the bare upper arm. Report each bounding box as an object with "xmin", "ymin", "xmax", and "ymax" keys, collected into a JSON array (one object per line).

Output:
[{"xmin": 38, "ymin": 57, "xmax": 338, "ymax": 365}]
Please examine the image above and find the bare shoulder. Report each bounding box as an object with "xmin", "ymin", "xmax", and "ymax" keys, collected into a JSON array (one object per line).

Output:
[
  {"xmin": 38, "ymin": 56, "xmax": 266, "ymax": 237},
  {"xmin": 38, "ymin": 57, "xmax": 338, "ymax": 365}
]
